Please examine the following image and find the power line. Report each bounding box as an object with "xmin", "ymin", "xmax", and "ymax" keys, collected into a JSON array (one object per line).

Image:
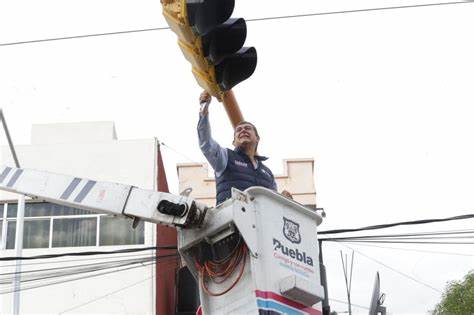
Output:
[
  {"xmin": 320, "ymin": 229, "xmax": 474, "ymax": 241},
  {"xmin": 333, "ymin": 240, "xmax": 474, "ymax": 245},
  {"xmin": 0, "ymin": 261, "xmax": 155, "ymax": 295},
  {"xmin": 7, "ymin": 255, "xmax": 176, "ymax": 286},
  {"xmin": 247, "ymin": 0, "xmax": 474, "ymax": 23},
  {"xmin": 0, "ymin": 252, "xmax": 156, "ymax": 268},
  {"xmin": 0, "ymin": 255, "xmax": 177, "ymax": 287},
  {"xmin": 58, "ymin": 275, "xmax": 154, "ymax": 314},
  {"xmin": 0, "ymin": 27, "xmax": 169, "ymax": 47},
  {"xmin": 329, "ymin": 298, "xmax": 370, "ymax": 310},
  {"xmin": 338, "ymin": 243, "xmax": 442, "ymax": 293},
  {"xmin": 343, "ymin": 242, "xmax": 474, "ymax": 257},
  {"xmin": 0, "ymin": 255, "xmax": 178, "ymax": 295},
  {"xmin": 1, "ymin": 1, "xmax": 473, "ymax": 47},
  {"xmin": 0, "ymin": 245, "xmax": 176, "ymax": 261},
  {"xmin": 319, "ymin": 213, "xmax": 474, "ymax": 235},
  {"xmin": 0, "ymin": 257, "xmax": 155, "ymax": 285},
  {"xmin": 0, "ymin": 255, "xmax": 159, "ymax": 278}
]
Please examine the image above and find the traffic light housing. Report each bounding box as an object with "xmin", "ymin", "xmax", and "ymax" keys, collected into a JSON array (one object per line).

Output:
[{"xmin": 161, "ymin": 0, "xmax": 257, "ymax": 100}]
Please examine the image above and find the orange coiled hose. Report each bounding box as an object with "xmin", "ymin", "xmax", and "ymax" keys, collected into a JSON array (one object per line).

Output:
[{"xmin": 197, "ymin": 242, "xmax": 248, "ymax": 297}]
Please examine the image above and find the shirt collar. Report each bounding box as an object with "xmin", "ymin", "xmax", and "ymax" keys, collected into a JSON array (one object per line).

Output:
[{"xmin": 234, "ymin": 147, "xmax": 269, "ymax": 161}]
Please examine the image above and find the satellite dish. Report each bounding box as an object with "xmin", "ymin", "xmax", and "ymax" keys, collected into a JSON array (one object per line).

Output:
[{"xmin": 368, "ymin": 272, "xmax": 381, "ymax": 315}]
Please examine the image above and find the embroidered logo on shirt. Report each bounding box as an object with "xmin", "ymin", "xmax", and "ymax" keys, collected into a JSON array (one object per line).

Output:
[{"xmin": 234, "ymin": 160, "xmax": 248, "ymax": 168}]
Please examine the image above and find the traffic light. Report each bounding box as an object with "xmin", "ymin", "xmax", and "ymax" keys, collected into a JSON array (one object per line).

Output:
[{"xmin": 161, "ymin": 0, "xmax": 257, "ymax": 100}]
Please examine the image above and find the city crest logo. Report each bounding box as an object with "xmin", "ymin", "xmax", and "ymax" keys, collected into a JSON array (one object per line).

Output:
[{"xmin": 283, "ymin": 217, "xmax": 301, "ymax": 244}]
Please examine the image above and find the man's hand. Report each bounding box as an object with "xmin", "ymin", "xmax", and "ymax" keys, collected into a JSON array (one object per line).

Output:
[{"xmin": 199, "ymin": 90, "xmax": 212, "ymax": 116}]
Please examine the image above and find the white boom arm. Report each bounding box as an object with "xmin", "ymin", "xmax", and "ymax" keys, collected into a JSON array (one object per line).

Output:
[{"xmin": 0, "ymin": 165, "xmax": 207, "ymax": 228}]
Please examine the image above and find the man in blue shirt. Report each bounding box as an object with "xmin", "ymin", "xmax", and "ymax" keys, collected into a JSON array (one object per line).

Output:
[{"xmin": 197, "ymin": 91, "xmax": 281, "ymax": 205}]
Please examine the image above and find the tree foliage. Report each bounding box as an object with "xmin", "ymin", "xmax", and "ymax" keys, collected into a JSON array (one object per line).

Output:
[{"xmin": 432, "ymin": 270, "xmax": 474, "ymax": 315}]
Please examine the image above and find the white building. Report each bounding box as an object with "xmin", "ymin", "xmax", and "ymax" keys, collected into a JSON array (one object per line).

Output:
[{"xmin": 0, "ymin": 122, "xmax": 158, "ymax": 314}]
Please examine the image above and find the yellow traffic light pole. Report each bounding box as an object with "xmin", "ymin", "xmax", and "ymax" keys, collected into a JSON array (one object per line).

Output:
[{"xmin": 222, "ymin": 90, "xmax": 244, "ymax": 128}]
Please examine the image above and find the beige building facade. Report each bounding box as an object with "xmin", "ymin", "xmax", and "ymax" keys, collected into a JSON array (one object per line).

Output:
[{"xmin": 177, "ymin": 158, "xmax": 318, "ymax": 208}]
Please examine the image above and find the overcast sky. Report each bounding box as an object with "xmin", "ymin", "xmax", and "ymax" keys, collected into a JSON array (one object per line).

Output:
[{"xmin": 1, "ymin": 0, "xmax": 473, "ymax": 314}]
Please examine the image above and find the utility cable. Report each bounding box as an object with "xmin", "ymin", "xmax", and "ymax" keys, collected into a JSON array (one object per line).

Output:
[
  {"xmin": 342, "ymin": 242, "xmax": 474, "ymax": 257},
  {"xmin": 0, "ymin": 255, "xmax": 161, "ymax": 279},
  {"xmin": 0, "ymin": 255, "xmax": 178, "ymax": 295},
  {"xmin": 329, "ymin": 298, "xmax": 370, "ymax": 310},
  {"xmin": 58, "ymin": 275, "xmax": 154, "ymax": 314},
  {"xmin": 319, "ymin": 229, "xmax": 474, "ymax": 241},
  {"xmin": 331, "ymin": 240, "xmax": 474, "ymax": 245},
  {"xmin": 0, "ymin": 245, "xmax": 176, "ymax": 261},
  {"xmin": 1, "ymin": 1, "xmax": 473, "ymax": 47},
  {"xmin": 338, "ymin": 243, "xmax": 442, "ymax": 293},
  {"xmin": 0, "ymin": 256, "xmax": 177, "ymax": 287},
  {"xmin": 0, "ymin": 261, "xmax": 155, "ymax": 295},
  {"xmin": 319, "ymin": 213, "xmax": 474, "ymax": 235},
  {"xmin": 0, "ymin": 252, "xmax": 156, "ymax": 268},
  {"xmin": 247, "ymin": 0, "xmax": 474, "ymax": 23},
  {"xmin": 159, "ymin": 141, "xmax": 212, "ymax": 174},
  {"xmin": 323, "ymin": 235, "xmax": 474, "ymax": 242}
]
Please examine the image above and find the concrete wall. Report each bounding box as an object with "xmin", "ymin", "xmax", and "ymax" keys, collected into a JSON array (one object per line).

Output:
[
  {"xmin": 0, "ymin": 122, "xmax": 157, "ymax": 315},
  {"xmin": 177, "ymin": 158, "xmax": 317, "ymax": 207}
]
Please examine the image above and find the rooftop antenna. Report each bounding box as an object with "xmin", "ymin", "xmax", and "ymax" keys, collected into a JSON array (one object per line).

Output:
[
  {"xmin": 368, "ymin": 272, "xmax": 387, "ymax": 315},
  {"xmin": 340, "ymin": 250, "xmax": 355, "ymax": 315}
]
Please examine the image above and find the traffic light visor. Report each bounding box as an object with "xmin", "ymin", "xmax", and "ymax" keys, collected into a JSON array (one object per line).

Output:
[
  {"xmin": 186, "ymin": 0, "xmax": 235, "ymax": 35},
  {"xmin": 202, "ymin": 18, "xmax": 247, "ymax": 64},
  {"xmin": 215, "ymin": 47, "xmax": 257, "ymax": 91}
]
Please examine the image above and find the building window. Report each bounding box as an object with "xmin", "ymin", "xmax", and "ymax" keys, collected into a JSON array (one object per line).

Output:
[
  {"xmin": 7, "ymin": 203, "xmax": 92, "ymax": 218},
  {"xmin": 6, "ymin": 220, "xmax": 50, "ymax": 249},
  {"xmin": 100, "ymin": 216, "xmax": 144, "ymax": 246},
  {"xmin": 52, "ymin": 217, "xmax": 97, "ymax": 247},
  {"xmin": 2, "ymin": 202, "xmax": 145, "ymax": 250}
]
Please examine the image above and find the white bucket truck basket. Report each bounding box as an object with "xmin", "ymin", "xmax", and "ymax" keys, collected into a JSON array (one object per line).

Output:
[{"xmin": 178, "ymin": 187, "xmax": 325, "ymax": 315}]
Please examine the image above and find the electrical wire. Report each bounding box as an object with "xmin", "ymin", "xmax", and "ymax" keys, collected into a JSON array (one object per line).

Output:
[
  {"xmin": 329, "ymin": 298, "xmax": 370, "ymax": 310},
  {"xmin": 319, "ymin": 229, "xmax": 474, "ymax": 241},
  {"xmin": 342, "ymin": 242, "xmax": 474, "ymax": 257},
  {"xmin": 0, "ymin": 257, "xmax": 157, "ymax": 285},
  {"xmin": 331, "ymin": 240, "xmax": 474, "ymax": 245},
  {"xmin": 57, "ymin": 275, "xmax": 154, "ymax": 314},
  {"xmin": 1, "ymin": 1, "xmax": 473, "ymax": 47},
  {"xmin": 0, "ymin": 255, "xmax": 179, "ymax": 295},
  {"xmin": 319, "ymin": 213, "xmax": 474, "ymax": 235},
  {"xmin": 0, "ymin": 245, "xmax": 176, "ymax": 261},
  {"xmin": 159, "ymin": 141, "xmax": 212, "ymax": 174},
  {"xmin": 0, "ymin": 261, "xmax": 156, "ymax": 295},
  {"xmin": 0, "ymin": 27, "xmax": 169, "ymax": 47},
  {"xmin": 247, "ymin": 0, "xmax": 474, "ymax": 23},
  {"xmin": 0, "ymin": 255, "xmax": 161, "ymax": 280},
  {"xmin": 337, "ymin": 243, "xmax": 442, "ymax": 293},
  {"xmin": 322, "ymin": 234, "xmax": 474, "ymax": 242},
  {"xmin": 0, "ymin": 255, "xmax": 176, "ymax": 285},
  {"xmin": 0, "ymin": 251, "xmax": 156, "ymax": 268}
]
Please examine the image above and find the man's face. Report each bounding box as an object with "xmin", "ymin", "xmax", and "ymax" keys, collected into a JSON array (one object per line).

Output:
[{"xmin": 233, "ymin": 123, "xmax": 259, "ymax": 149}]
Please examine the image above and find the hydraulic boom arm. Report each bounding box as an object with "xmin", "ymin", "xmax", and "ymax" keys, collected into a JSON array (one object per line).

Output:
[{"xmin": 0, "ymin": 165, "xmax": 207, "ymax": 229}]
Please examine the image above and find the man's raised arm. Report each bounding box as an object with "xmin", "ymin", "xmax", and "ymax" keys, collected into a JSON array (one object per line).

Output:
[{"xmin": 197, "ymin": 91, "xmax": 228, "ymax": 177}]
